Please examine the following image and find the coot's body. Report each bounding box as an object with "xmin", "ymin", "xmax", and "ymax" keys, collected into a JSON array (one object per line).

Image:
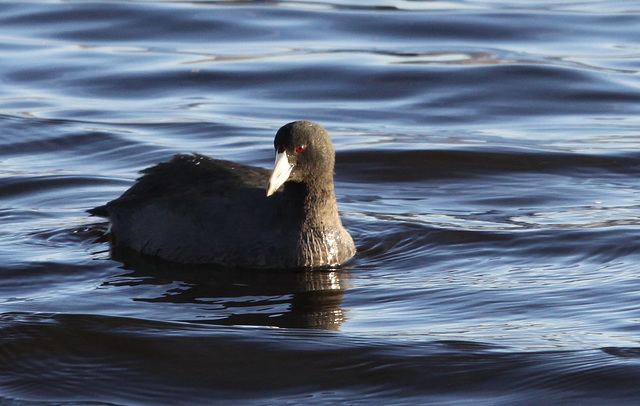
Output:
[{"xmin": 89, "ymin": 121, "xmax": 356, "ymax": 269}]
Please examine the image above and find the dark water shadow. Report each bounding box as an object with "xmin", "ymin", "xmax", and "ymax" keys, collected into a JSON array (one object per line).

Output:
[{"xmin": 102, "ymin": 244, "xmax": 350, "ymax": 330}]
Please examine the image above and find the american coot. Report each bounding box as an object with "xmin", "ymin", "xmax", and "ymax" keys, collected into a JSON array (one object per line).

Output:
[{"xmin": 89, "ymin": 121, "xmax": 356, "ymax": 269}]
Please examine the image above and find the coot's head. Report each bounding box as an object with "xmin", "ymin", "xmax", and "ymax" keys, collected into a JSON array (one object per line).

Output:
[{"xmin": 267, "ymin": 121, "xmax": 335, "ymax": 196}]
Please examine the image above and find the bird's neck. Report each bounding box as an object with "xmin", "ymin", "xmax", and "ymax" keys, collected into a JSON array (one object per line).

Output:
[{"xmin": 282, "ymin": 176, "xmax": 340, "ymax": 227}]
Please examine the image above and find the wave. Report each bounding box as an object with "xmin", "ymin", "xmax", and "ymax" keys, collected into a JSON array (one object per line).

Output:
[
  {"xmin": 1, "ymin": 312, "xmax": 639, "ymax": 405},
  {"xmin": 336, "ymin": 148, "xmax": 640, "ymax": 183}
]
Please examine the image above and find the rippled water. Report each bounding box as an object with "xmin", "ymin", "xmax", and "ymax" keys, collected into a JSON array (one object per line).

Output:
[{"xmin": 1, "ymin": 1, "xmax": 640, "ymax": 404}]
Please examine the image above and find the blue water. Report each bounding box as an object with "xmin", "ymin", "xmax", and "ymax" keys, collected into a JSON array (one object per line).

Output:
[{"xmin": 1, "ymin": 1, "xmax": 640, "ymax": 404}]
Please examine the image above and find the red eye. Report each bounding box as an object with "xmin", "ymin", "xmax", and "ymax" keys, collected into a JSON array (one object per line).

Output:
[{"xmin": 295, "ymin": 145, "xmax": 306, "ymax": 153}]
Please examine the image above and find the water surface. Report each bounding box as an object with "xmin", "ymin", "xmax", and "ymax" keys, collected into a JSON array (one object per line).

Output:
[{"xmin": 1, "ymin": 1, "xmax": 640, "ymax": 404}]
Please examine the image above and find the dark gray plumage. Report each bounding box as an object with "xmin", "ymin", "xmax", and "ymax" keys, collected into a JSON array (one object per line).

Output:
[{"xmin": 89, "ymin": 121, "xmax": 356, "ymax": 269}]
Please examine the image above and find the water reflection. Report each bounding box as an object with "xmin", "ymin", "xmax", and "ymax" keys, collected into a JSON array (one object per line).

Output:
[{"xmin": 104, "ymin": 246, "xmax": 349, "ymax": 330}]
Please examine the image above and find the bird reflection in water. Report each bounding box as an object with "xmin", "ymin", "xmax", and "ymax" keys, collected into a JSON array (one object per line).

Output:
[{"xmin": 102, "ymin": 246, "xmax": 350, "ymax": 330}]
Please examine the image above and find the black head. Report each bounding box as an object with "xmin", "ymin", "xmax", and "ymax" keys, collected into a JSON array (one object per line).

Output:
[
  {"xmin": 275, "ymin": 121, "xmax": 335, "ymax": 180},
  {"xmin": 267, "ymin": 121, "xmax": 336, "ymax": 196}
]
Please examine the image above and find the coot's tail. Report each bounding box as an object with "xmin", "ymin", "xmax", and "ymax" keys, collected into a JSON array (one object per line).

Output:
[{"xmin": 87, "ymin": 205, "xmax": 109, "ymax": 217}]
